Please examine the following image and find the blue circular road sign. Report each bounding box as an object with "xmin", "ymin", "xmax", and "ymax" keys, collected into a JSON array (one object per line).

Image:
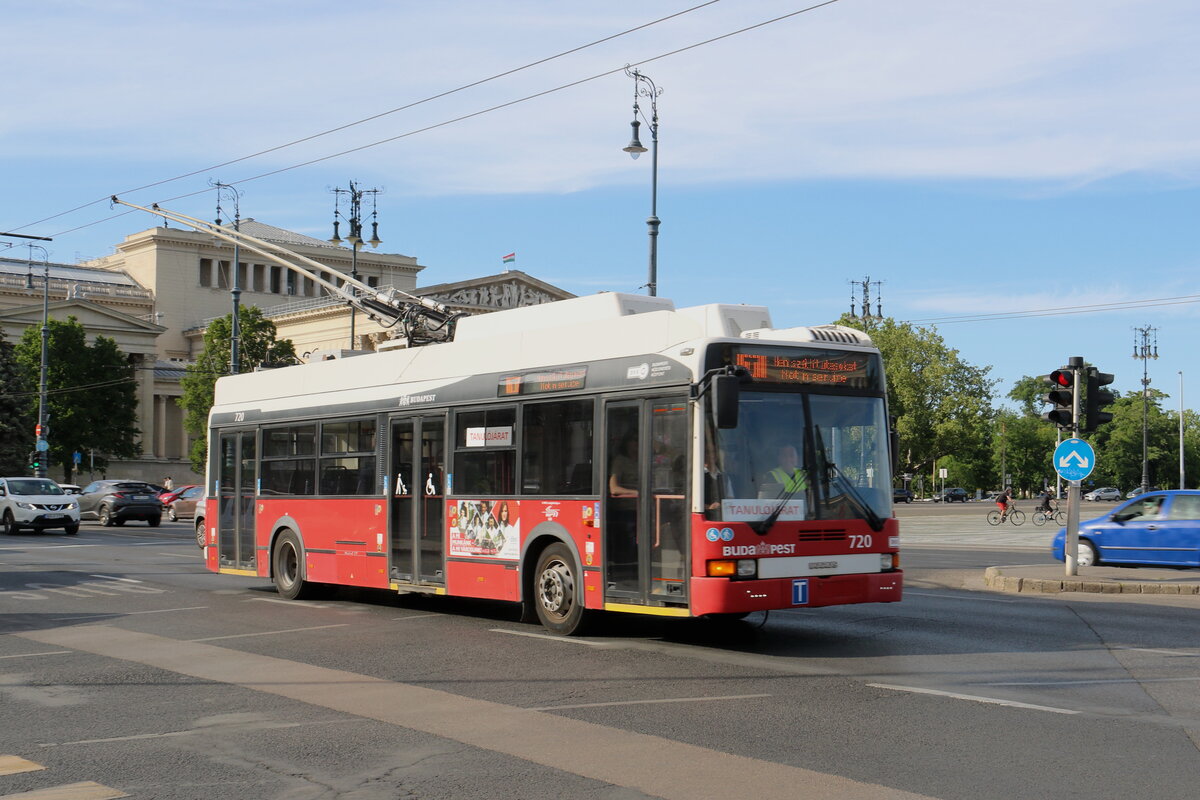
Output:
[{"xmin": 1053, "ymin": 438, "xmax": 1095, "ymax": 481}]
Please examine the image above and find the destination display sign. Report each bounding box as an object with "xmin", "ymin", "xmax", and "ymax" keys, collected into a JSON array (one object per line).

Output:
[
  {"xmin": 498, "ymin": 366, "xmax": 588, "ymax": 397},
  {"xmin": 731, "ymin": 349, "xmax": 877, "ymax": 389}
]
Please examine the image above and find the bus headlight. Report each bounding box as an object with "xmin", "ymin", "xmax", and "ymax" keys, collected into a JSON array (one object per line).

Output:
[
  {"xmin": 881, "ymin": 553, "xmax": 898, "ymax": 570},
  {"xmin": 736, "ymin": 559, "xmax": 757, "ymax": 578}
]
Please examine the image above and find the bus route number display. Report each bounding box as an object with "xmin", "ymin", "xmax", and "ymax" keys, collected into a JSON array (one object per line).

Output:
[
  {"xmin": 734, "ymin": 351, "xmax": 870, "ymax": 387},
  {"xmin": 498, "ymin": 366, "xmax": 587, "ymax": 397}
]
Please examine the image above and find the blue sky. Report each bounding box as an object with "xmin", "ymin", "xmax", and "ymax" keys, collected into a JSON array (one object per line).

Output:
[{"xmin": 2, "ymin": 0, "xmax": 1198, "ymax": 410}]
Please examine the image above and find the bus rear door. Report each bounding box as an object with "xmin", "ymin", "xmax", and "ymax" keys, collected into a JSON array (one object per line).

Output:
[{"xmin": 389, "ymin": 415, "xmax": 446, "ymax": 585}]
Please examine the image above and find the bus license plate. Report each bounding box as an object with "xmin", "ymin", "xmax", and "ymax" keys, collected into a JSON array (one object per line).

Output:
[{"xmin": 792, "ymin": 579, "xmax": 809, "ymax": 605}]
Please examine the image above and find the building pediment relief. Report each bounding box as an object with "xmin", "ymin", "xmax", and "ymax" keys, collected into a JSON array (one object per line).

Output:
[
  {"xmin": 0, "ymin": 298, "xmax": 164, "ymax": 355},
  {"xmin": 419, "ymin": 271, "xmax": 574, "ymax": 311}
]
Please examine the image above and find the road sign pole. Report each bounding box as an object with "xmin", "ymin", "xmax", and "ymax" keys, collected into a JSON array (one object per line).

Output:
[{"xmin": 1066, "ymin": 363, "xmax": 1083, "ymax": 576}]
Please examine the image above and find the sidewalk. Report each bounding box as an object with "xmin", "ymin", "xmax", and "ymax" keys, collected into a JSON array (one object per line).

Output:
[{"xmin": 984, "ymin": 564, "xmax": 1200, "ymax": 595}]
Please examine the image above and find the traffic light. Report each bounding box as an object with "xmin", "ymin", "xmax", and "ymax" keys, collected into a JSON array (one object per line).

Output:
[
  {"xmin": 1084, "ymin": 368, "xmax": 1116, "ymax": 432},
  {"xmin": 1041, "ymin": 368, "xmax": 1075, "ymax": 428},
  {"xmin": 29, "ymin": 450, "xmax": 41, "ymax": 472}
]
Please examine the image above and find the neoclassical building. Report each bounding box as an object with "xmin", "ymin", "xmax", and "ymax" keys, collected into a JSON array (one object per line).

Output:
[{"xmin": 1, "ymin": 221, "xmax": 572, "ymax": 484}]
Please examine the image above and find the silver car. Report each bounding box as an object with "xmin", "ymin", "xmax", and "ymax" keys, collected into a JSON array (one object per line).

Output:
[{"xmin": 1084, "ymin": 487, "xmax": 1122, "ymax": 501}]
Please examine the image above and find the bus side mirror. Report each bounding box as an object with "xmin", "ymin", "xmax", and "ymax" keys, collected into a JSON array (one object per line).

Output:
[{"xmin": 712, "ymin": 374, "xmax": 740, "ymax": 429}]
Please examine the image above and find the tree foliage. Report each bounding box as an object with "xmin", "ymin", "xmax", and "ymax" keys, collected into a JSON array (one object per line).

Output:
[
  {"xmin": 180, "ymin": 306, "xmax": 296, "ymax": 474},
  {"xmin": 0, "ymin": 328, "xmax": 36, "ymax": 475},
  {"xmin": 835, "ymin": 315, "xmax": 996, "ymax": 495},
  {"xmin": 14, "ymin": 316, "xmax": 141, "ymax": 480}
]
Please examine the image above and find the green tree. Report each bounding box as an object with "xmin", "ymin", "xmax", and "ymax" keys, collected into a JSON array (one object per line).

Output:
[
  {"xmin": 1088, "ymin": 390, "xmax": 1177, "ymax": 492},
  {"xmin": 991, "ymin": 410, "xmax": 1058, "ymax": 495},
  {"xmin": 0, "ymin": 328, "xmax": 36, "ymax": 475},
  {"xmin": 180, "ymin": 306, "xmax": 296, "ymax": 473},
  {"xmin": 836, "ymin": 315, "xmax": 996, "ymax": 494},
  {"xmin": 14, "ymin": 316, "xmax": 141, "ymax": 480}
]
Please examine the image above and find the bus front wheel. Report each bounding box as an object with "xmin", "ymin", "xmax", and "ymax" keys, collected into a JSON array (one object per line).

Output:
[
  {"xmin": 533, "ymin": 543, "xmax": 587, "ymax": 635},
  {"xmin": 272, "ymin": 529, "xmax": 315, "ymax": 600}
]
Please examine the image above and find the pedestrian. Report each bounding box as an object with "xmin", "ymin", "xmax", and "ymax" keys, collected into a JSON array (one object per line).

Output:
[{"xmin": 163, "ymin": 476, "xmax": 174, "ymax": 491}]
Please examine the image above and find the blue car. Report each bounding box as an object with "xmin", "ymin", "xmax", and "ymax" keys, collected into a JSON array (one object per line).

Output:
[{"xmin": 1051, "ymin": 490, "xmax": 1200, "ymax": 568}]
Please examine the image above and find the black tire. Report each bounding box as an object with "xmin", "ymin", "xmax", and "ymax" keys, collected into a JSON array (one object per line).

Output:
[
  {"xmin": 168, "ymin": 506, "xmax": 178, "ymax": 522},
  {"xmin": 2, "ymin": 510, "xmax": 19, "ymax": 535},
  {"xmin": 195, "ymin": 519, "xmax": 206, "ymax": 548},
  {"xmin": 113, "ymin": 519, "xmax": 125, "ymax": 527},
  {"xmin": 986, "ymin": 510, "xmax": 1002, "ymax": 526},
  {"xmin": 532, "ymin": 543, "xmax": 588, "ymax": 635},
  {"xmin": 272, "ymin": 529, "xmax": 315, "ymax": 600},
  {"xmin": 99, "ymin": 506, "xmax": 114, "ymax": 527},
  {"xmin": 1077, "ymin": 540, "xmax": 1098, "ymax": 567},
  {"xmin": 64, "ymin": 522, "xmax": 79, "ymax": 535},
  {"xmin": 147, "ymin": 516, "xmax": 161, "ymax": 527}
]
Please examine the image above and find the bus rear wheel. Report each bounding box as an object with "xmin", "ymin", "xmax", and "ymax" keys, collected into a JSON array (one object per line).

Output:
[
  {"xmin": 272, "ymin": 529, "xmax": 315, "ymax": 600},
  {"xmin": 533, "ymin": 543, "xmax": 587, "ymax": 635}
]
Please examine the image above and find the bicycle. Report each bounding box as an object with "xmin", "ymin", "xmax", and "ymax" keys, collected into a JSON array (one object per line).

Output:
[
  {"xmin": 986, "ymin": 506, "xmax": 1025, "ymax": 526},
  {"xmin": 1032, "ymin": 507, "xmax": 1066, "ymax": 526}
]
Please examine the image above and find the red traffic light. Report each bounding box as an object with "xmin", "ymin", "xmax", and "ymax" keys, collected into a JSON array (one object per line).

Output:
[{"xmin": 1046, "ymin": 369, "xmax": 1072, "ymax": 388}]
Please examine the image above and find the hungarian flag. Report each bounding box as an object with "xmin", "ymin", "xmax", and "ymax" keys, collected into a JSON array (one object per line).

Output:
[{"xmin": 502, "ymin": 252, "xmax": 516, "ymax": 264}]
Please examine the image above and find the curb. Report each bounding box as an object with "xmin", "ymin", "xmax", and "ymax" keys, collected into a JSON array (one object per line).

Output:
[{"xmin": 984, "ymin": 566, "xmax": 1200, "ymax": 595}]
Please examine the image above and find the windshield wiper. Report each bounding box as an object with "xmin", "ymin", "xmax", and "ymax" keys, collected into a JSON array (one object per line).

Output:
[
  {"xmin": 752, "ymin": 477, "xmax": 805, "ymax": 535},
  {"xmin": 825, "ymin": 460, "xmax": 886, "ymax": 533}
]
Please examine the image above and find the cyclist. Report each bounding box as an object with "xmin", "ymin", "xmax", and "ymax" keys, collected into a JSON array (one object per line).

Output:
[
  {"xmin": 995, "ymin": 488, "xmax": 1014, "ymax": 522},
  {"xmin": 1036, "ymin": 488, "xmax": 1057, "ymax": 515}
]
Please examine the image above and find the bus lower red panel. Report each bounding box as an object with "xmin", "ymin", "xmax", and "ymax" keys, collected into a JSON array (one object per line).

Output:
[
  {"xmin": 446, "ymin": 561, "xmax": 520, "ymax": 601},
  {"xmin": 690, "ymin": 571, "xmax": 903, "ymax": 617},
  {"xmin": 258, "ymin": 498, "xmax": 389, "ymax": 590}
]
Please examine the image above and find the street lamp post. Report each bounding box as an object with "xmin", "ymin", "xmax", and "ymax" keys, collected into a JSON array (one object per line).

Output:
[
  {"xmin": 621, "ymin": 66, "xmax": 662, "ymax": 297},
  {"xmin": 214, "ymin": 182, "xmax": 242, "ymax": 374},
  {"xmin": 330, "ymin": 181, "xmax": 382, "ymax": 349},
  {"xmin": 1179, "ymin": 370, "xmax": 1185, "ymax": 489},
  {"xmin": 1132, "ymin": 325, "xmax": 1158, "ymax": 494},
  {"xmin": 24, "ymin": 244, "xmax": 51, "ymax": 478}
]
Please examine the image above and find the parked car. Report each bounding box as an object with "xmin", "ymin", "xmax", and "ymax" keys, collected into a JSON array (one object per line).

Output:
[
  {"xmin": 1125, "ymin": 487, "xmax": 1162, "ymax": 499},
  {"xmin": 57, "ymin": 483, "xmax": 82, "ymax": 495},
  {"xmin": 892, "ymin": 487, "xmax": 913, "ymax": 504},
  {"xmin": 936, "ymin": 487, "xmax": 969, "ymax": 503},
  {"xmin": 1052, "ymin": 490, "xmax": 1200, "ymax": 568},
  {"xmin": 0, "ymin": 477, "xmax": 80, "ymax": 535},
  {"xmin": 167, "ymin": 485, "xmax": 205, "ymax": 521},
  {"xmin": 77, "ymin": 480, "xmax": 163, "ymax": 526},
  {"xmin": 159, "ymin": 484, "xmax": 199, "ymax": 507},
  {"xmin": 1084, "ymin": 487, "xmax": 1122, "ymax": 502}
]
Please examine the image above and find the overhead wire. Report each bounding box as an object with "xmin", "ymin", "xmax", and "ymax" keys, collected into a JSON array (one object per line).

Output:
[
  {"xmin": 26, "ymin": 1, "xmax": 844, "ymax": 240},
  {"xmin": 10, "ymin": 1, "xmax": 724, "ymax": 234}
]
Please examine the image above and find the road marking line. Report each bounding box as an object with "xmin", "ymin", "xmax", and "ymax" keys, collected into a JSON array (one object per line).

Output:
[
  {"xmin": 528, "ymin": 694, "xmax": 771, "ymax": 711},
  {"xmin": 0, "ymin": 780, "xmax": 128, "ymax": 799},
  {"xmin": 0, "ymin": 755, "xmax": 44, "ymax": 775},
  {"xmin": 87, "ymin": 575, "xmax": 142, "ymax": 583},
  {"xmin": 1114, "ymin": 646, "xmax": 1200, "ymax": 657},
  {"xmin": 982, "ymin": 676, "xmax": 1200, "ymax": 687},
  {"xmin": 0, "ymin": 651, "xmax": 71, "ymax": 661},
  {"xmin": 19, "ymin": 626, "xmax": 938, "ymax": 800},
  {"xmin": 189, "ymin": 624, "xmax": 349, "ymax": 642},
  {"xmin": 53, "ymin": 608, "xmax": 206, "ymax": 621},
  {"xmin": 246, "ymin": 597, "xmax": 329, "ymax": 608},
  {"xmin": 867, "ymin": 683, "xmax": 1079, "ymax": 715},
  {"xmin": 489, "ymin": 628, "xmax": 610, "ymax": 646},
  {"xmin": 391, "ymin": 613, "xmax": 441, "ymax": 621}
]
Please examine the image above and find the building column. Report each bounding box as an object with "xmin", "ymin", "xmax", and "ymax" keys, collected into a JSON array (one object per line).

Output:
[{"xmin": 135, "ymin": 355, "xmax": 157, "ymax": 458}]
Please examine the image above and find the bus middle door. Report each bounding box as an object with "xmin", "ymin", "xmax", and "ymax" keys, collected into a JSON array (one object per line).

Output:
[{"xmin": 388, "ymin": 415, "xmax": 446, "ymax": 586}]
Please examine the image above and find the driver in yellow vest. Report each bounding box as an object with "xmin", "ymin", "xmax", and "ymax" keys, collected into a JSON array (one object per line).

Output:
[{"xmin": 766, "ymin": 444, "xmax": 808, "ymax": 493}]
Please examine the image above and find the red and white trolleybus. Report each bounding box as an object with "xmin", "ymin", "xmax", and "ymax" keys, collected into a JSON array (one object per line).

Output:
[{"xmin": 197, "ymin": 292, "xmax": 902, "ymax": 633}]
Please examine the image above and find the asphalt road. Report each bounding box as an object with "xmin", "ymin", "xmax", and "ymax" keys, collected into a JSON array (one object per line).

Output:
[{"xmin": 1, "ymin": 517, "xmax": 1197, "ymax": 799}]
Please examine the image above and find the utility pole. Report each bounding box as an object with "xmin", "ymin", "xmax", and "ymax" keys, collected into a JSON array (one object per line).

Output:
[
  {"xmin": 214, "ymin": 182, "xmax": 242, "ymax": 374},
  {"xmin": 1132, "ymin": 325, "xmax": 1158, "ymax": 494}
]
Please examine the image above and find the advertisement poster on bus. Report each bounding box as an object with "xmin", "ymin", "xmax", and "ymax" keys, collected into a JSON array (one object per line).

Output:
[{"xmin": 449, "ymin": 499, "xmax": 521, "ymax": 559}]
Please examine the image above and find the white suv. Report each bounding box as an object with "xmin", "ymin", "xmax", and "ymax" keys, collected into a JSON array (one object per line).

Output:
[{"xmin": 0, "ymin": 477, "xmax": 81, "ymax": 535}]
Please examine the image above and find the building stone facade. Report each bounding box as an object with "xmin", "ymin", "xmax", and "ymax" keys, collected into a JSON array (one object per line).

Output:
[{"xmin": 2, "ymin": 221, "xmax": 573, "ymax": 485}]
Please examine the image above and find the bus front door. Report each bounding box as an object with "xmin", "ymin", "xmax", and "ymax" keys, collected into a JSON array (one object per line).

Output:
[
  {"xmin": 217, "ymin": 429, "xmax": 257, "ymax": 571},
  {"xmin": 603, "ymin": 398, "xmax": 689, "ymax": 604},
  {"xmin": 389, "ymin": 415, "xmax": 446, "ymax": 586}
]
